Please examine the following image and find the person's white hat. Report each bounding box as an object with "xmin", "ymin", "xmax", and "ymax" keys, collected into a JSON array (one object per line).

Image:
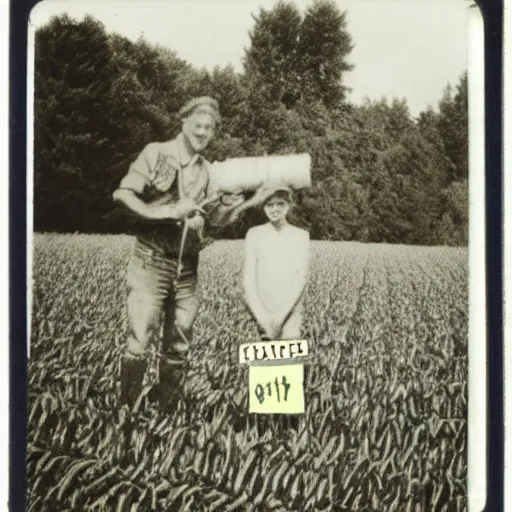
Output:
[{"xmin": 260, "ymin": 185, "xmax": 293, "ymax": 206}]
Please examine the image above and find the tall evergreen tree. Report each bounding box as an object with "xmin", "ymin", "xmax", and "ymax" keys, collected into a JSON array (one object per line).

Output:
[
  {"xmin": 243, "ymin": 1, "xmax": 302, "ymax": 106},
  {"xmin": 243, "ymin": 0, "xmax": 353, "ymax": 109},
  {"xmin": 201, "ymin": 65, "xmax": 247, "ymax": 162},
  {"xmin": 437, "ymin": 73, "xmax": 468, "ymax": 181},
  {"xmin": 298, "ymin": 0, "xmax": 354, "ymax": 108}
]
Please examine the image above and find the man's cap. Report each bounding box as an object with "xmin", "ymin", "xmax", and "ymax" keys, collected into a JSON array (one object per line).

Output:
[
  {"xmin": 179, "ymin": 96, "xmax": 221, "ymax": 124},
  {"xmin": 260, "ymin": 185, "xmax": 293, "ymax": 206}
]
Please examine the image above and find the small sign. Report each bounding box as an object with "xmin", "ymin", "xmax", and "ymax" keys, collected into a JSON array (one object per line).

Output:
[
  {"xmin": 239, "ymin": 339, "xmax": 308, "ymax": 364},
  {"xmin": 249, "ymin": 363, "xmax": 304, "ymax": 414}
]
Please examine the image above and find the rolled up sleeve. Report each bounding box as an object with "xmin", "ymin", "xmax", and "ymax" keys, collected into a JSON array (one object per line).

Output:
[{"xmin": 117, "ymin": 144, "xmax": 155, "ymax": 194}]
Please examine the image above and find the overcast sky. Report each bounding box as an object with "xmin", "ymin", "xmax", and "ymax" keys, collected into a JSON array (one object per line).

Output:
[{"xmin": 29, "ymin": 0, "xmax": 471, "ymax": 117}]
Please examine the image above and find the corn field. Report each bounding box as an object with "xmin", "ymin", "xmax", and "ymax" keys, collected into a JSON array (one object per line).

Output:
[{"xmin": 27, "ymin": 234, "xmax": 468, "ymax": 511}]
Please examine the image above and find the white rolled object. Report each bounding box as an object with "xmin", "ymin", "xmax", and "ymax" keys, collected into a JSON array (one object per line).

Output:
[{"xmin": 209, "ymin": 153, "xmax": 312, "ymax": 194}]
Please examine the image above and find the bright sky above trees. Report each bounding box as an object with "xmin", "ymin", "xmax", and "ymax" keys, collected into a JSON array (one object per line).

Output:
[{"xmin": 30, "ymin": 0, "xmax": 470, "ymax": 117}]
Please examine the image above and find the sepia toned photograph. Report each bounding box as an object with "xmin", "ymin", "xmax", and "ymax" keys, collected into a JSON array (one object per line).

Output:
[{"xmin": 27, "ymin": 0, "xmax": 474, "ymax": 510}]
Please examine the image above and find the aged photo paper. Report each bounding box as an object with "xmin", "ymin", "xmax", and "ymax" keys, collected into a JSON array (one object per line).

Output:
[{"xmin": 26, "ymin": 1, "xmax": 483, "ymax": 510}]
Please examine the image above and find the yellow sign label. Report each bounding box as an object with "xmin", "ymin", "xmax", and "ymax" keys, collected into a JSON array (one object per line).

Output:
[{"xmin": 248, "ymin": 364, "xmax": 304, "ymax": 414}]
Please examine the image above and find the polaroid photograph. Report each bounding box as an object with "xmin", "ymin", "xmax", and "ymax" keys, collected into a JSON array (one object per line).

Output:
[{"xmin": 26, "ymin": 0, "xmax": 484, "ymax": 510}]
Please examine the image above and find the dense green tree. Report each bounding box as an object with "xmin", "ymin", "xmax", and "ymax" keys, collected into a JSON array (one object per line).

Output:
[
  {"xmin": 298, "ymin": 0, "xmax": 353, "ymax": 107},
  {"xmin": 432, "ymin": 179, "xmax": 468, "ymax": 245},
  {"xmin": 368, "ymin": 128, "xmax": 444, "ymax": 244},
  {"xmin": 34, "ymin": 14, "xmax": 117, "ymax": 231},
  {"xmin": 416, "ymin": 81, "xmax": 469, "ymax": 245},
  {"xmin": 243, "ymin": 1, "xmax": 302, "ymax": 106},
  {"xmin": 201, "ymin": 65, "xmax": 247, "ymax": 162},
  {"xmin": 243, "ymin": 0, "xmax": 353, "ymax": 109},
  {"xmin": 437, "ymin": 73, "xmax": 468, "ymax": 182},
  {"xmin": 417, "ymin": 106, "xmax": 458, "ymax": 194}
]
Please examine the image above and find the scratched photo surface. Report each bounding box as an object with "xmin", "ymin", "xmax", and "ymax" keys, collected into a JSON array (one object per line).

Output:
[{"xmin": 27, "ymin": 0, "xmax": 470, "ymax": 510}]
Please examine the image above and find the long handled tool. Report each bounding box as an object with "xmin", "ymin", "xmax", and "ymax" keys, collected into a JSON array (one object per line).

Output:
[
  {"xmin": 173, "ymin": 210, "xmax": 203, "ymax": 345},
  {"xmin": 176, "ymin": 218, "xmax": 190, "ymax": 280},
  {"xmin": 173, "ymin": 191, "xmax": 225, "ymax": 343}
]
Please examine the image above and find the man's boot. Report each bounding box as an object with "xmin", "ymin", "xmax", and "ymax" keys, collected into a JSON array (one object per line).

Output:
[
  {"xmin": 120, "ymin": 355, "xmax": 147, "ymax": 409},
  {"xmin": 160, "ymin": 316, "xmax": 191, "ymax": 414},
  {"xmin": 158, "ymin": 356, "xmax": 187, "ymax": 414}
]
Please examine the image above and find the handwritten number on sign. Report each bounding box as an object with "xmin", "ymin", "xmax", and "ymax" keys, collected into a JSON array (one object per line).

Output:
[
  {"xmin": 255, "ymin": 376, "xmax": 290, "ymax": 404},
  {"xmin": 249, "ymin": 364, "xmax": 303, "ymax": 414}
]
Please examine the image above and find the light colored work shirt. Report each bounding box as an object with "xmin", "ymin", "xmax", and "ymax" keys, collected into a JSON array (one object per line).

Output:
[
  {"xmin": 120, "ymin": 133, "xmax": 209, "ymax": 202},
  {"xmin": 118, "ymin": 133, "xmax": 209, "ymax": 256},
  {"xmin": 245, "ymin": 223, "xmax": 310, "ymax": 314}
]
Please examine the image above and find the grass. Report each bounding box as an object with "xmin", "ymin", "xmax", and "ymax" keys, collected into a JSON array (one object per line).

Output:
[{"xmin": 27, "ymin": 234, "xmax": 468, "ymax": 511}]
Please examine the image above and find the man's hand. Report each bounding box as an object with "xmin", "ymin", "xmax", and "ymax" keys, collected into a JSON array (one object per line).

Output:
[
  {"xmin": 186, "ymin": 213, "xmax": 205, "ymax": 232},
  {"xmin": 219, "ymin": 193, "xmax": 245, "ymax": 208},
  {"xmin": 224, "ymin": 186, "xmax": 272, "ymax": 224},
  {"xmin": 245, "ymin": 186, "xmax": 273, "ymax": 208},
  {"xmin": 176, "ymin": 198, "xmax": 205, "ymax": 219}
]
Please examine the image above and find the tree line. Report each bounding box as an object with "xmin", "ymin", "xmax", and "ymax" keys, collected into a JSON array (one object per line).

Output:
[{"xmin": 33, "ymin": 1, "xmax": 468, "ymax": 245}]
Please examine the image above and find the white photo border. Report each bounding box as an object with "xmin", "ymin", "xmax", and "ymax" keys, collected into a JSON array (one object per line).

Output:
[{"xmin": 24, "ymin": 2, "xmax": 486, "ymax": 510}]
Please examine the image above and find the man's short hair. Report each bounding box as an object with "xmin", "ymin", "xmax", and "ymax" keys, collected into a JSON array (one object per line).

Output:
[{"xmin": 179, "ymin": 96, "xmax": 221, "ymax": 125}]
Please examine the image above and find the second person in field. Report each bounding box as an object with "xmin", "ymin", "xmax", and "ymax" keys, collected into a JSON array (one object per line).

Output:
[{"xmin": 243, "ymin": 186, "xmax": 310, "ymax": 341}]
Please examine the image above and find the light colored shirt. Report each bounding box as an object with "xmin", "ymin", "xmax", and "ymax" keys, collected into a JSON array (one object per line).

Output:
[
  {"xmin": 245, "ymin": 223, "xmax": 310, "ymax": 314},
  {"xmin": 120, "ymin": 133, "xmax": 210, "ymax": 202},
  {"xmin": 118, "ymin": 133, "xmax": 209, "ymax": 255}
]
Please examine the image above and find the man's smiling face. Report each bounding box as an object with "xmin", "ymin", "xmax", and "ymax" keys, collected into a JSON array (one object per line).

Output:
[{"xmin": 182, "ymin": 110, "xmax": 216, "ymax": 153}]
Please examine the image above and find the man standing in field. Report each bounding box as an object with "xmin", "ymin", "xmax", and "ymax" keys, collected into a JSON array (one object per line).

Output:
[
  {"xmin": 113, "ymin": 96, "xmax": 259, "ymax": 411},
  {"xmin": 244, "ymin": 187, "xmax": 310, "ymax": 341}
]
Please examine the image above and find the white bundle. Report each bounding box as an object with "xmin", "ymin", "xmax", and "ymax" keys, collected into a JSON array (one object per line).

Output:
[{"xmin": 209, "ymin": 153, "xmax": 312, "ymax": 195}]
